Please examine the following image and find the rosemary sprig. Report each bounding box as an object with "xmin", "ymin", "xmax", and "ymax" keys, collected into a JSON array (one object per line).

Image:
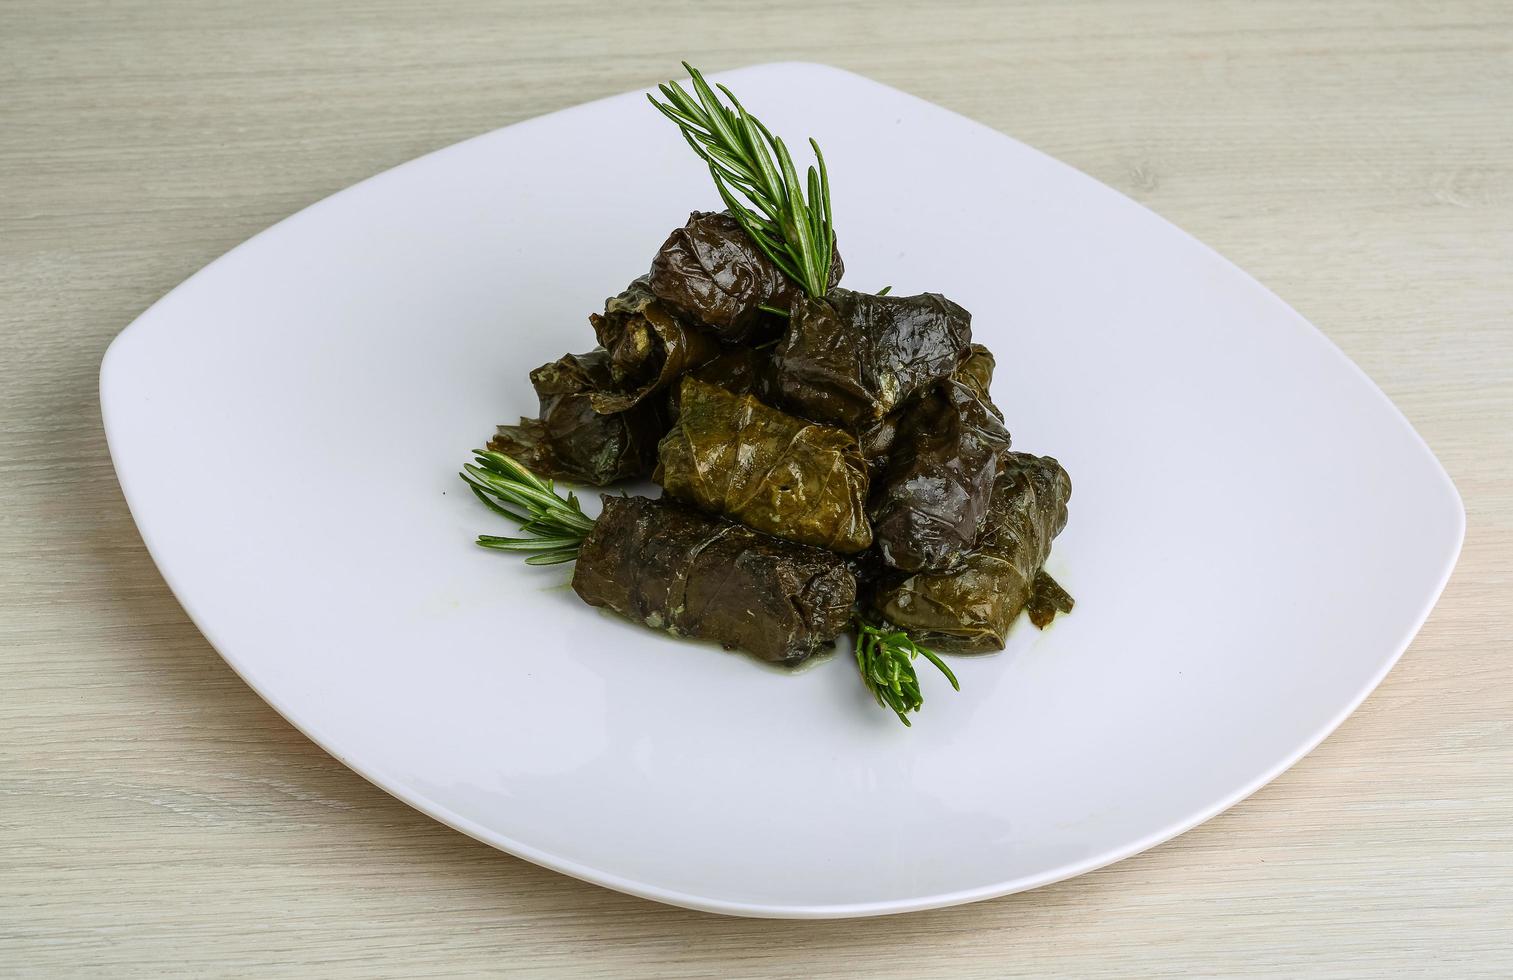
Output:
[
  {"xmin": 648, "ymin": 63, "xmax": 835, "ymax": 298},
  {"xmin": 755, "ymin": 282, "xmax": 886, "ymax": 321},
  {"xmin": 855, "ymin": 622, "xmax": 960, "ymax": 726},
  {"xmin": 459, "ymin": 450, "xmax": 594, "ymax": 565}
]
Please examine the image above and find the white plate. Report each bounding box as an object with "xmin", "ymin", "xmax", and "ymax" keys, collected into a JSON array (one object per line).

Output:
[{"xmin": 101, "ymin": 63, "xmax": 1464, "ymax": 918}]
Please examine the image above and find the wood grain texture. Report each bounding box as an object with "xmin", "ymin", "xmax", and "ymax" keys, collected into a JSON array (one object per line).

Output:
[{"xmin": 2, "ymin": 0, "xmax": 1509, "ymax": 975}]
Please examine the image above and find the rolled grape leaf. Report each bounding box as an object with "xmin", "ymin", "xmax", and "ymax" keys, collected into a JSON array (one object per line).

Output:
[
  {"xmin": 489, "ymin": 350, "xmax": 667, "ymax": 485},
  {"xmin": 868, "ymin": 344, "xmax": 1012, "ymax": 572},
  {"xmin": 648, "ymin": 210, "xmax": 844, "ymax": 343},
  {"xmin": 869, "ymin": 452, "xmax": 1072, "ymax": 652},
  {"xmin": 855, "ymin": 344, "xmax": 997, "ymax": 482},
  {"xmin": 572, "ymin": 495, "xmax": 856, "ymax": 664},
  {"xmin": 656, "ymin": 378, "xmax": 873, "ymax": 553},
  {"xmin": 773, "ymin": 288, "xmax": 973, "ymax": 429},
  {"xmin": 588, "ymin": 277, "xmax": 718, "ymax": 414},
  {"xmin": 667, "ymin": 344, "xmax": 776, "ymax": 420}
]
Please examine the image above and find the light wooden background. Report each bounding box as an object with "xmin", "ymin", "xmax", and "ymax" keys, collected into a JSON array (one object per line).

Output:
[{"xmin": 2, "ymin": 1, "xmax": 1509, "ymax": 976}]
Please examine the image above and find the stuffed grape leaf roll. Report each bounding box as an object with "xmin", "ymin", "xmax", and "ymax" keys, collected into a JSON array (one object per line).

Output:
[
  {"xmin": 868, "ymin": 343, "xmax": 1012, "ymax": 572},
  {"xmin": 588, "ymin": 277, "xmax": 718, "ymax": 414},
  {"xmin": 667, "ymin": 344, "xmax": 776, "ymax": 419},
  {"xmin": 655, "ymin": 377, "xmax": 872, "ymax": 553},
  {"xmin": 648, "ymin": 210, "xmax": 844, "ymax": 343},
  {"xmin": 489, "ymin": 349, "xmax": 667, "ymax": 486},
  {"xmin": 773, "ymin": 288, "xmax": 973, "ymax": 429},
  {"xmin": 869, "ymin": 452, "xmax": 1072, "ymax": 652},
  {"xmin": 572, "ymin": 495, "xmax": 856, "ymax": 664}
]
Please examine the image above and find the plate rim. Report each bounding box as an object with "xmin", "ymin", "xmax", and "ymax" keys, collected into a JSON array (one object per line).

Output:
[{"xmin": 100, "ymin": 60, "xmax": 1466, "ymax": 918}]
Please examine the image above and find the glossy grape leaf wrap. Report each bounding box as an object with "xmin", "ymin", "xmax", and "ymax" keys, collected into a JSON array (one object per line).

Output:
[
  {"xmin": 666, "ymin": 345, "xmax": 776, "ymax": 420},
  {"xmin": 648, "ymin": 211, "xmax": 844, "ymax": 343},
  {"xmin": 868, "ymin": 345, "xmax": 1012, "ymax": 572},
  {"xmin": 655, "ymin": 377, "xmax": 873, "ymax": 553},
  {"xmin": 489, "ymin": 350, "xmax": 668, "ymax": 485},
  {"xmin": 572, "ymin": 495, "xmax": 857, "ymax": 664},
  {"xmin": 588, "ymin": 277, "xmax": 719, "ymax": 414},
  {"xmin": 870, "ymin": 452, "xmax": 1073, "ymax": 652},
  {"xmin": 773, "ymin": 288, "xmax": 973, "ymax": 429}
]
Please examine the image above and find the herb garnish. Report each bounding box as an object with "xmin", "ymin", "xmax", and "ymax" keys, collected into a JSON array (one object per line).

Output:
[
  {"xmin": 854, "ymin": 621, "xmax": 960, "ymax": 726},
  {"xmin": 461, "ymin": 450, "xmax": 592, "ymax": 565},
  {"xmin": 648, "ymin": 63, "xmax": 836, "ymax": 299}
]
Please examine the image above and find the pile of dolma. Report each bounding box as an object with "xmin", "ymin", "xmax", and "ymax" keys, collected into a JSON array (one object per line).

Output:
[{"xmin": 489, "ymin": 208, "xmax": 1072, "ymax": 664}]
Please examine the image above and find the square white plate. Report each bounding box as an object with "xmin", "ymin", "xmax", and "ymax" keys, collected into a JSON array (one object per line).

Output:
[{"xmin": 101, "ymin": 63, "xmax": 1463, "ymax": 918}]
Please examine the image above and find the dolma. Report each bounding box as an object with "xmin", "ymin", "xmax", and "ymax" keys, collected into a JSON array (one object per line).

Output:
[
  {"xmin": 668, "ymin": 344, "xmax": 775, "ymax": 418},
  {"xmin": 868, "ymin": 344, "xmax": 1012, "ymax": 572},
  {"xmin": 587, "ymin": 277, "xmax": 718, "ymax": 414},
  {"xmin": 572, "ymin": 495, "xmax": 856, "ymax": 664},
  {"xmin": 648, "ymin": 210, "xmax": 844, "ymax": 343},
  {"xmin": 773, "ymin": 288, "xmax": 973, "ymax": 429},
  {"xmin": 490, "ymin": 350, "xmax": 666, "ymax": 485},
  {"xmin": 845, "ymin": 347, "xmax": 996, "ymax": 482},
  {"xmin": 656, "ymin": 378, "xmax": 873, "ymax": 553},
  {"xmin": 869, "ymin": 452, "xmax": 1072, "ymax": 652}
]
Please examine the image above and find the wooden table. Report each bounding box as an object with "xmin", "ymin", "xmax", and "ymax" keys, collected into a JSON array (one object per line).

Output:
[{"xmin": 3, "ymin": 2, "xmax": 1509, "ymax": 975}]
